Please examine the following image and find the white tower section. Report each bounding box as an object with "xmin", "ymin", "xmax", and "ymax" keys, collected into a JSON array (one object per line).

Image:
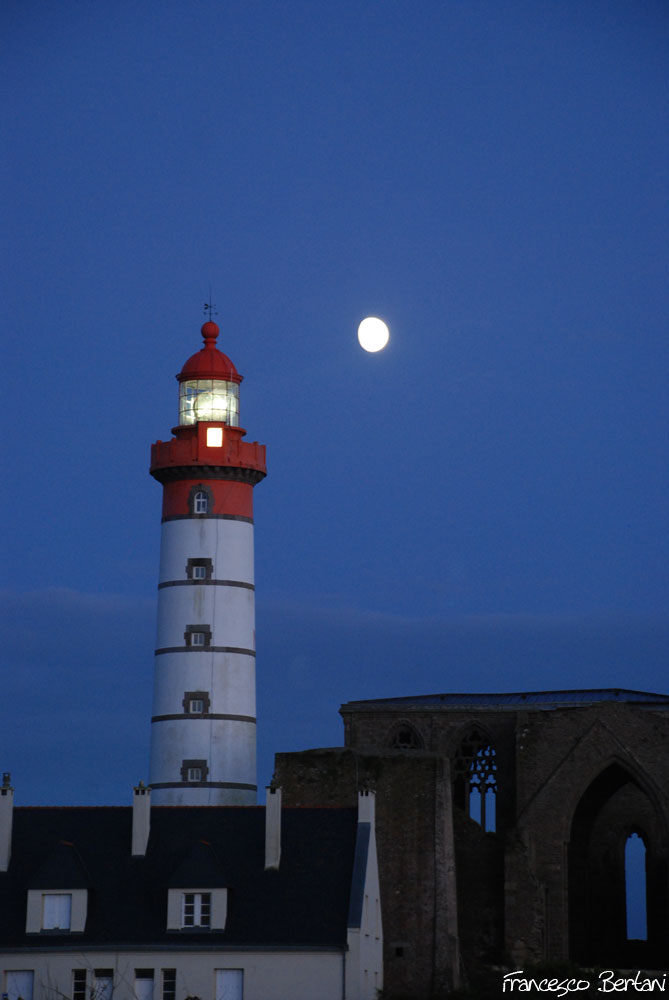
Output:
[{"xmin": 148, "ymin": 321, "xmax": 266, "ymax": 805}]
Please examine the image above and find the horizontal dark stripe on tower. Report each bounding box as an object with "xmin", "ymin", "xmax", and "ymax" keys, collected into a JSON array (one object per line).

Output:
[
  {"xmin": 152, "ymin": 465, "xmax": 266, "ymax": 486},
  {"xmin": 150, "ymin": 781, "xmax": 257, "ymax": 791},
  {"xmin": 158, "ymin": 579, "xmax": 255, "ymax": 590},
  {"xmin": 162, "ymin": 513, "xmax": 254, "ymax": 523},
  {"xmin": 155, "ymin": 646, "xmax": 256, "ymax": 657},
  {"xmin": 151, "ymin": 713, "xmax": 256, "ymax": 724}
]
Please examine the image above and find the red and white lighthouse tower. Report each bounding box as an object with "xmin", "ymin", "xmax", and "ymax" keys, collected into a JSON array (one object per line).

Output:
[{"xmin": 148, "ymin": 320, "xmax": 266, "ymax": 805}]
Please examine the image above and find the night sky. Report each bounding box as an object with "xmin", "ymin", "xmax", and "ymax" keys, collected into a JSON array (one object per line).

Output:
[{"xmin": 2, "ymin": 1, "xmax": 667, "ymax": 806}]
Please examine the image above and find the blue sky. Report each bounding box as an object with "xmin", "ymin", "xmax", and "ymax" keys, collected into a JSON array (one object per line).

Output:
[{"xmin": 2, "ymin": 0, "xmax": 667, "ymax": 805}]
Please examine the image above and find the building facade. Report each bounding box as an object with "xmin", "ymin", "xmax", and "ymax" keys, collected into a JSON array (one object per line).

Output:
[
  {"xmin": 276, "ymin": 689, "xmax": 669, "ymax": 996},
  {"xmin": 0, "ymin": 784, "xmax": 382, "ymax": 1000}
]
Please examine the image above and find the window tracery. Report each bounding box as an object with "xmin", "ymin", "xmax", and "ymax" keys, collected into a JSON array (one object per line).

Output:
[
  {"xmin": 453, "ymin": 728, "xmax": 497, "ymax": 831},
  {"xmin": 388, "ymin": 722, "xmax": 424, "ymax": 750}
]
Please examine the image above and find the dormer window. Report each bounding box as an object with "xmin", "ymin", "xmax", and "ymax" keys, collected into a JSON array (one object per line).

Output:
[
  {"xmin": 26, "ymin": 888, "xmax": 88, "ymax": 934},
  {"xmin": 182, "ymin": 892, "xmax": 211, "ymax": 927},
  {"xmin": 167, "ymin": 886, "xmax": 227, "ymax": 932}
]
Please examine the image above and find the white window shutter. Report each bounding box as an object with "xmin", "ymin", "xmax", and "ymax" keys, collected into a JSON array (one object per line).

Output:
[
  {"xmin": 43, "ymin": 893, "xmax": 72, "ymax": 929},
  {"xmin": 215, "ymin": 970, "xmax": 243, "ymax": 1000}
]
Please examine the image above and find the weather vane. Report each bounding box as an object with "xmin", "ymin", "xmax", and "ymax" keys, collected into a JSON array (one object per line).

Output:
[{"xmin": 204, "ymin": 300, "xmax": 218, "ymax": 321}]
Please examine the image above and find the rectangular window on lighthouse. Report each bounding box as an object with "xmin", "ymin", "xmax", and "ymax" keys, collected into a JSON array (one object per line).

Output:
[
  {"xmin": 184, "ymin": 625, "xmax": 211, "ymax": 648},
  {"xmin": 186, "ymin": 558, "xmax": 213, "ymax": 581}
]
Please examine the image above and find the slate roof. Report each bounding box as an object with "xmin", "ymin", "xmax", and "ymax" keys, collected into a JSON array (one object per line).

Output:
[
  {"xmin": 0, "ymin": 806, "xmax": 358, "ymax": 950},
  {"xmin": 341, "ymin": 688, "xmax": 669, "ymax": 711}
]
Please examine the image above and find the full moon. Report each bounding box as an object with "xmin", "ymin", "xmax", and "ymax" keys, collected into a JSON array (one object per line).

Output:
[{"xmin": 358, "ymin": 316, "xmax": 390, "ymax": 353}]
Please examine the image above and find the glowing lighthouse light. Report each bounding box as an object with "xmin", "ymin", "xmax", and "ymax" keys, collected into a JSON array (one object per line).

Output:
[
  {"xmin": 180, "ymin": 380, "xmax": 240, "ymax": 425},
  {"xmin": 148, "ymin": 319, "xmax": 266, "ymax": 806}
]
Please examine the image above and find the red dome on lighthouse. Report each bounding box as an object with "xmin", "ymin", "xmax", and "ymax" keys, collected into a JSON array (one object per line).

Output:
[{"xmin": 177, "ymin": 321, "xmax": 243, "ymax": 384}]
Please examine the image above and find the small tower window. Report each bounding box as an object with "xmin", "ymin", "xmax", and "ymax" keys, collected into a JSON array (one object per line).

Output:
[
  {"xmin": 188, "ymin": 485, "xmax": 214, "ymax": 516},
  {"xmin": 180, "ymin": 758, "xmax": 208, "ymax": 782},
  {"xmin": 186, "ymin": 558, "xmax": 213, "ymax": 581},
  {"xmin": 182, "ymin": 690, "xmax": 211, "ymax": 714},
  {"xmin": 184, "ymin": 625, "xmax": 212, "ymax": 648}
]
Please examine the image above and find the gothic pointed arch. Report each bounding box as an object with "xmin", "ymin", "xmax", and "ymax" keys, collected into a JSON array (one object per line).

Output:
[
  {"xmin": 452, "ymin": 724, "xmax": 497, "ymax": 831},
  {"xmin": 568, "ymin": 759, "xmax": 668, "ymax": 968},
  {"xmin": 387, "ymin": 720, "xmax": 424, "ymax": 750}
]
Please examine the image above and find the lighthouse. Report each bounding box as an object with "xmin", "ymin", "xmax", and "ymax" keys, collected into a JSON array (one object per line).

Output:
[{"xmin": 148, "ymin": 320, "xmax": 266, "ymax": 805}]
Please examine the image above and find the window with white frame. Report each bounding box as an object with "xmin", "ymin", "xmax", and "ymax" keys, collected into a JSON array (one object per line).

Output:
[
  {"xmin": 194, "ymin": 491, "xmax": 209, "ymax": 514},
  {"xmin": 180, "ymin": 758, "xmax": 208, "ymax": 783},
  {"xmin": 72, "ymin": 970, "xmax": 87, "ymax": 1000},
  {"xmin": 161, "ymin": 970, "xmax": 176, "ymax": 1000},
  {"xmin": 167, "ymin": 887, "xmax": 227, "ymax": 932},
  {"xmin": 42, "ymin": 893, "xmax": 72, "ymax": 930},
  {"xmin": 182, "ymin": 690, "xmax": 210, "ymax": 714},
  {"xmin": 184, "ymin": 625, "xmax": 211, "ymax": 648},
  {"xmin": 182, "ymin": 891, "xmax": 211, "ymax": 927},
  {"xmin": 186, "ymin": 557, "xmax": 213, "ymax": 581}
]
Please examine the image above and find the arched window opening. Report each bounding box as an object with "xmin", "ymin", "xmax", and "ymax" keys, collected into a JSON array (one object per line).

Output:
[
  {"xmin": 388, "ymin": 722, "xmax": 423, "ymax": 750},
  {"xmin": 454, "ymin": 729, "xmax": 497, "ymax": 832},
  {"xmin": 625, "ymin": 832, "xmax": 648, "ymax": 941}
]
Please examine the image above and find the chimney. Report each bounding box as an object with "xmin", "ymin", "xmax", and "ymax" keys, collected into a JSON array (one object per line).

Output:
[
  {"xmin": 264, "ymin": 785, "xmax": 282, "ymax": 870},
  {"xmin": 132, "ymin": 782, "xmax": 151, "ymax": 856},
  {"xmin": 0, "ymin": 772, "xmax": 14, "ymax": 872},
  {"xmin": 358, "ymin": 787, "xmax": 376, "ymax": 824}
]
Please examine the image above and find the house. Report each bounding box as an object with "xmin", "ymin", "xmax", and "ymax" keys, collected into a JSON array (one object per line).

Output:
[{"xmin": 0, "ymin": 782, "xmax": 382, "ymax": 1000}]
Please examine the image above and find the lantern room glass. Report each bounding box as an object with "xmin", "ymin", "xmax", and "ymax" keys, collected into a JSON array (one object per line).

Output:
[{"xmin": 179, "ymin": 379, "xmax": 239, "ymax": 426}]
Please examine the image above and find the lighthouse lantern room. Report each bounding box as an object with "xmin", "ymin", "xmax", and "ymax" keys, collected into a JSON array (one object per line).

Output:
[{"xmin": 148, "ymin": 320, "xmax": 266, "ymax": 805}]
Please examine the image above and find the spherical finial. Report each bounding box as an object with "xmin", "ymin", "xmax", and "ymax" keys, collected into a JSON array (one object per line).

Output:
[{"xmin": 201, "ymin": 321, "xmax": 219, "ymax": 348}]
